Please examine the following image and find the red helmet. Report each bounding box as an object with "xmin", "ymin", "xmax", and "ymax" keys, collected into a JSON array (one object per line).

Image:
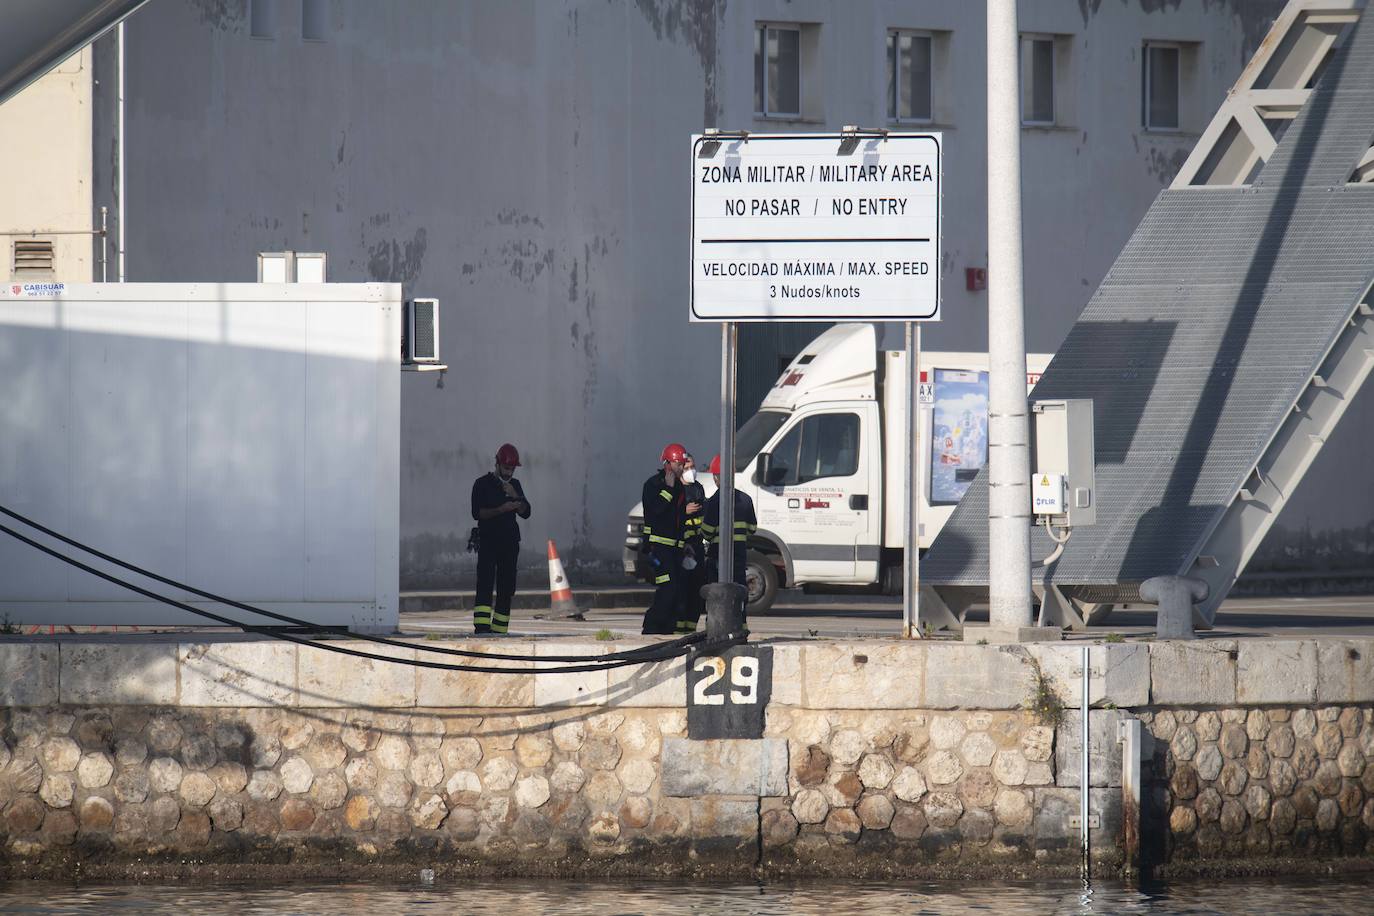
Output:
[
  {"xmin": 709, "ymin": 454, "xmax": 722, "ymax": 475},
  {"xmin": 495, "ymin": 443, "xmax": 521, "ymax": 467},
  {"xmin": 661, "ymin": 442, "xmax": 687, "ymax": 464}
]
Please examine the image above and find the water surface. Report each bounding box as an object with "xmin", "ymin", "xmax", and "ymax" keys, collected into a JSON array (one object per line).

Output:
[{"xmin": 2, "ymin": 876, "xmax": 1372, "ymax": 914}]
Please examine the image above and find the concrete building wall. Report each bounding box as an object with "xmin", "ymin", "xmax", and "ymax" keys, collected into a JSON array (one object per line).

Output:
[
  {"xmin": 80, "ymin": 0, "xmax": 1371, "ymax": 589},
  {"xmin": 0, "ymin": 47, "xmax": 94, "ymax": 283},
  {"xmin": 90, "ymin": 1, "xmax": 725, "ymax": 588}
]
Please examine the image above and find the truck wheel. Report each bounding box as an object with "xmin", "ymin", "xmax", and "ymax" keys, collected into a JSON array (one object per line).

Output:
[
  {"xmin": 745, "ymin": 550, "xmax": 780, "ymax": 615},
  {"xmin": 881, "ymin": 563, "xmax": 902, "ymax": 596}
]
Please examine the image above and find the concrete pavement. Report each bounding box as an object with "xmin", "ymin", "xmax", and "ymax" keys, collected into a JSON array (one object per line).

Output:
[
  {"xmin": 399, "ymin": 590, "xmax": 1374, "ymax": 640},
  {"xmin": 401, "ymin": 587, "xmax": 652, "ymax": 613}
]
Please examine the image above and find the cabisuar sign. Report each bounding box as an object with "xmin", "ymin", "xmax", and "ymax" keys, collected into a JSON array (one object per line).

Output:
[{"xmin": 690, "ymin": 132, "xmax": 942, "ymax": 322}]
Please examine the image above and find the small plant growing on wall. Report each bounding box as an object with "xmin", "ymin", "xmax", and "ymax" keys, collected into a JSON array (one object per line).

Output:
[
  {"xmin": 0, "ymin": 613, "xmax": 18, "ymax": 635},
  {"xmin": 1025, "ymin": 656, "xmax": 1065, "ymax": 728}
]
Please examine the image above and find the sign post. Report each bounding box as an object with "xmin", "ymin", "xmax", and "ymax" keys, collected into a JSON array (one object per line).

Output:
[
  {"xmin": 903, "ymin": 321, "xmax": 921, "ymax": 637},
  {"xmin": 718, "ymin": 321, "xmax": 736, "ymax": 586},
  {"xmin": 689, "ymin": 130, "xmax": 943, "ymax": 650}
]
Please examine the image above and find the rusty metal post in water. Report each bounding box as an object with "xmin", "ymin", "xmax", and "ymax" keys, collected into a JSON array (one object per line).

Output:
[
  {"xmin": 1080, "ymin": 645, "xmax": 1090, "ymax": 871},
  {"xmin": 1119, "ymin": 716, "xmax": 1143, "ymax": 875}
]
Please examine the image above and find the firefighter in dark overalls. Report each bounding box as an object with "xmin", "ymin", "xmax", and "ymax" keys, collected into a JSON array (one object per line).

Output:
[
  {"xmin": 470, "ymin": 443, "xmax": 531, "ymax": 634},
  {"xmin": 702, "ymin": 453, "xmax": 757, "ymax": 617},
  {"xmin": 640, "ymin": 443, "xmax": 689, "ymax": 635},
  {"xmin": 675, "ymin": 452, "xmax": 708, "ymax": 634}
]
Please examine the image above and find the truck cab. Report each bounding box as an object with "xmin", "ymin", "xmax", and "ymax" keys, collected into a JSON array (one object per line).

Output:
[{"xmin": 624, "ymin": 324, "xmax": 1049, "ymax": 613}]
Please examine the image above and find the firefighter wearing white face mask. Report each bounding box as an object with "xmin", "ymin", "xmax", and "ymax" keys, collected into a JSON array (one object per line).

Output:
[{"xmin": 676, "ymin": 453, "xmax": 707, "ymax": 634}]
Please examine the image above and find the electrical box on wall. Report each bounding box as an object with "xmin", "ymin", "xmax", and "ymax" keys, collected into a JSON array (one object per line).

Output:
[{"xmin": 1030, "ymin": 399, "xmax": 1096, "ymax": 527}]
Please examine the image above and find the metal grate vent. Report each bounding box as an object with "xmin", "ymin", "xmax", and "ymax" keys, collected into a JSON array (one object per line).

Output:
[
  {"xmin": 404, "ymin": 298, "xmax": 440, "ymax": 363},
  {"xmin": 13, "ymin": 239, "xmax": 54, "ymax": 275}
]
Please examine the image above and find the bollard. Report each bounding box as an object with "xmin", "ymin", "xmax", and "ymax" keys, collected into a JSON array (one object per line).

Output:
[
  {"xmin": 1140, "ymin": 575, "xmax": 1209, "ymax": 639},
  {"xmin": 701, "ymin": 581, "xmax": 746, "ymax": 640}
]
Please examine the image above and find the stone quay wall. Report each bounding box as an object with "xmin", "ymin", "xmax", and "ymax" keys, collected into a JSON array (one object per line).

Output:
[{"xmin": 0, "ymin": 636, "xmax": 1372, "ymax": 879}]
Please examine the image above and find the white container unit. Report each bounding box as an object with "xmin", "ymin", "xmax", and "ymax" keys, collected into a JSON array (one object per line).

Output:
[{"xmin": 0, "ymin": 282, "xmax": 400, "ymax": 631}]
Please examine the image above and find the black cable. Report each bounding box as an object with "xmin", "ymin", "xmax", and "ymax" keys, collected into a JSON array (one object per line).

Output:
[
  {"xmin": 0, "ymin": 502, "xmax": 698, "ymax": 664},
  {"xmin": 0, "ymin": 522, "xmax": 739, "ymax": 674}
]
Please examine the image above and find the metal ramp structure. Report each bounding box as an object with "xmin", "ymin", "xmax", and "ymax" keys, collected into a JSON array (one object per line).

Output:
[{"xmin": 922, "ymin": 0, "xmax": 1374, "ymax": 630}]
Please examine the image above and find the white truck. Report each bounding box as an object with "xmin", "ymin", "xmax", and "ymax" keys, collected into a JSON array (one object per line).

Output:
[{"xmin": 623, "ymin": 323, "xmax": 1049, "ymax": 613}]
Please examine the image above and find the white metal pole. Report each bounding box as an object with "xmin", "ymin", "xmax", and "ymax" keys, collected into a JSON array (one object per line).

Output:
[
  {"xmin": 903, "ymin": 322, "xmax": 914, "ymax": 636},
  {"xmin": 719, "ymin": 322, "xmax": 736, "ymax": 585},
  {"xmin": 915, "ymin": 323, "xmax": 922, "ymax": 627},
  {"xmin": 903, "ymin": 322, "xmax": 921, "ymax": 637},
  {"xmin": 986, "ymin": 0, "xmax": 1032, "ymax": 629},
  {"xmin": 117, "ymin": 20, "xmax": 127, "ymax": 283}
]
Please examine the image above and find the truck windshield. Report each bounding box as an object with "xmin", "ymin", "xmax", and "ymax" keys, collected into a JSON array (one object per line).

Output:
[{"xmin": 734, "ymin": 410, "xmax": 788, "ymax": 472}]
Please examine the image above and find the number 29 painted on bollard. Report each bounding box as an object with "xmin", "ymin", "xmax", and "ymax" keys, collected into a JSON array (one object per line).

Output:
[
  {"xmin": 687, "ymin": 645, "xmax": 773, "ymax": 740},
  {"xmin": 692, "ymin": 655, "xmax": 759, "ymax": 705}
]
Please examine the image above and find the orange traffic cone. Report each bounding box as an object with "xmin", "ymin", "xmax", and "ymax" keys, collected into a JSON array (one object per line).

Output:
[{"xmin": 547, "ymin": 539, "xmax": 583, "ymax": 619}]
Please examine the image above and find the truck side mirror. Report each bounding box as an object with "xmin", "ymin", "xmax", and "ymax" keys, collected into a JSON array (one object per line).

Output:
[
  {"xmin": 757, "ymin": 452, "xmax": 785, "ymax": 486},
  {"xmin": 756, "ymin": 452, "xmax": 773, "ymax": 485}
]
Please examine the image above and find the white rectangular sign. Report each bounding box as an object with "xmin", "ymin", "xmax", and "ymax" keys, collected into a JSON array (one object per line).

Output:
[{"xmin": 690, "ymin": 132, "xmax": 941, "ymax": 322}]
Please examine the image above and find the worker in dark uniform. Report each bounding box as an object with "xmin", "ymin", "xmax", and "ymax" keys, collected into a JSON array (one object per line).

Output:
[
  {"xmin": 675, "ymin": 452, "xmax": 707, "ymax": 634},
  {"xmin": 471, "ymin": 443, "xmax": 531, "ymax": 634},
  {"xmin": 640, "ymin": 442, "xmax": 688, "ymax": 635},
  {"xmin": 702, "ymin": 453, "xmax": 758, "ymax": 619}
]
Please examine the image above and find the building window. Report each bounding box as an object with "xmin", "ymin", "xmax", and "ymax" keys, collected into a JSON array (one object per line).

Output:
[
  {"xmin": 755, "ymin": 24, "xmax": 801, "ymax": 118},
  {"xmin": 1143, "ymin": 42, "xmax": 1181, "ymax": 130},
  {"xmin": 302, "ymin": 0, "xmax": 328, "ymax": 42},
  {"xmin": 888, "ymin": 31, "xmax": 933, "ymax": 123},
  {"xmin": 250, "ymin": 0, "xmax": 275, "ymax": 40},
  {"xmin": 1020, "ymin": 35, "xmax": 1055, "ymax": 125}
]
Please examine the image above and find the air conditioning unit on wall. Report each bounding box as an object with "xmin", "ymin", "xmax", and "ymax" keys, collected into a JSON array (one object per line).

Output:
[{"xmin": 403, "ymin": 298, "xmax": 440, "ymax": 364}]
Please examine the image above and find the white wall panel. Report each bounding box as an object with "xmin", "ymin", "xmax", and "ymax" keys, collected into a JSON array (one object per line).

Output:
[
  {"xmin": 0, "ymin": 283, "xmax": 400, "ymax": 630},
  {"xmin": 187, "ymin": 297, "xmax": 306, "ymax": 601},
  {"xmin": 304, "ymin": 297, "xmax": 378, "ymax": 602},
  {"xmin": 0, "ymin": 298, "xmax": 71, "ymax": 600},
  {"xmin": 67, "ymin": 297, "xmax": 189, "ymax": 602}
]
